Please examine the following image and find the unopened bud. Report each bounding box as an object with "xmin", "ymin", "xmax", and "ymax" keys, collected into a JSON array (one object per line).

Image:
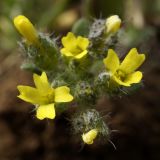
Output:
[
  {"xmin": 82, "ymin": 129, "xmax": 98, "ymax": 145},
  {"xmin": 14, "ymin": 15, "xmax": 38, "ymax": 44},
  {"xmin": 106, "ymin": 15, "xmax": 121, "ymax": 33}
]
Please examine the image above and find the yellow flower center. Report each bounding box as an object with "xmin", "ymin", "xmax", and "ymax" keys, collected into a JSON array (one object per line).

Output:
[
  {"xmin": 116, "ymin": 70, "xmax": 126, "ymax": 82},
  {"xmin": 71, "ymin": 45, "xmax": 83, "ymax": 55},
  {"xmin": 43, "ymin": 90, "xmax": 55, "ymax": 104}
]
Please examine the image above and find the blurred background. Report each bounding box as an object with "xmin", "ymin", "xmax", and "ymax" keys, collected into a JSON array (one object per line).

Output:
[{"xmin": 0, "ymin": 0, "xmax": 160, "ymax": 159}]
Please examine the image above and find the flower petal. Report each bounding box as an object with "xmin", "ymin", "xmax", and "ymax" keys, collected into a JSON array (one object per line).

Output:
[
  {"xmin": 112, "ymin": 76, "xmax": 131, "ymax": 87},
  {"xmin": 36, "ymin": 103, "xmax": 55, "ymax": 120},
  {"xmin": 103, "ymin": 49, "xmax": 120, "ymax": 74},
  {"xmin": 60, "ymin": 48, "xmax": 74, "ymax": 57},
  {"xmin": 33, "ymin": 72, "xmax": 52, "ymax": 92},
  {"xmin": 17, "ymin": 85, "xmax": 46, "ymax": 105},
  {"xmin": 77, "ymin": 36, "xmax": 89, "ymax": 50},
  {"xmin": 61, "ymin": 32, "xmax": 77, "ymax": 51},
  {"xmin": 74, "ymin": 50, "xmax": 88, "ymax": 59},
  {"xmin": 54, "ymin": 86, "xmax": 73, "ymax": 103},
  {"xmin": 119, "ymin": 48, "xmax": 145, "ymax": 74},
  {"xmin": 112, "ymin": 71, "xmax": 143, "ymax": 87},
  {"xmin": 124, "ymin": 71, "xmax": 143, "ymax": 85}
]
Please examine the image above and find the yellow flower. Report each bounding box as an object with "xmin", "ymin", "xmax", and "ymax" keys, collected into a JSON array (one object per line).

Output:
[
  {"xmin": 106, "ymin": 15, "xmax": 121, "ymax": 33},
  {"xmin": 103, "ymin": 48, "xmax": 145, "ymax": 87},
  {"xmin": 82, "ymin": 129, "xmax": 98, "ymax": 145},
  {"xmin": 14, "ymin": 15, "xmax": 38, "ymax": 44},
  {"xmin": 60, "ymin": 32, "xmax": 89, "ymax": 59},
  {"xmin": 17, "ymin": 72, "xmax": 73, "ymax": 120}
]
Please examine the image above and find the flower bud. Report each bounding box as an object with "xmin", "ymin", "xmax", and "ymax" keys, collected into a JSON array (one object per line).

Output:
[
  {"xmin": 106, "ymin": 15, "xmax": 121, "ymax": 33},
  {"xmin": 14, "ymin": 15, "xmax": 38, "ymax": 44},
  {"xmin": 82, "ymin": 129, "xmax": 98, "ymax": 145}
]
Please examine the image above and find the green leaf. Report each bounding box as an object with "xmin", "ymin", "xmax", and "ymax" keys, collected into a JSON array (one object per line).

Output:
[{"xmin": 72, "ymin": 18, "xmax": 91, "ymax": 37}]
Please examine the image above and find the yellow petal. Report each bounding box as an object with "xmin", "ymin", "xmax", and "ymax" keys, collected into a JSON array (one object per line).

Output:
[
  {"xmin": 112, "ymin": 76, "xmax": 131, "ymax": 87},
  {"xmin": 103, "ymin": 49, "xmax": 120, "ymax": 74},
  {"xmin": 82, "ymin": 129, "xmax": 98, "ymax": 145},
  {"xmin": 33, "ymin": 72, "xmax": 52, "ymax": 92},
  {"xmin": 77, "ymin": 36, "xmax": 89, "ymax": 50},
  {"xmin": 13, "ymin": 15, "xmax": 38, "ymax": 44},
  {"xmin": 17, "ymin": 85, "xmax": 47, "ymax": 105},
  {"xmin": 61, "ymin": 32, "xmax": 77, "ymax": 51},
  {"xmin": 74, "ymin": 50, "xmax": 88, "ymax": 59},
  {"xmin": 119, "ymin": 48, "xmax": 145, "ymax": 74},
  {"xmin": 54, "ymin": 86, "xmax": 73, "ymax": 103},
  {"xmin": 60, "ymin": 48, "xmax": 74, "ymax": 57},
  {"xmin": 124, "ymin": 71, "xmax": 143, "ymax": 85},
  {"xmin": 36, "ymin": 103, "xmax": 55, "ymax": 120},
  {"xmin": 112, "ymin": 71, "xmax": 143, "ymax": 87}
]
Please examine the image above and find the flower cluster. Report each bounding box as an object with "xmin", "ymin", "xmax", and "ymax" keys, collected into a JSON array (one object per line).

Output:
[{"xmin": 14, "ymin": 14, "xmax": 146, "ymax": 145}]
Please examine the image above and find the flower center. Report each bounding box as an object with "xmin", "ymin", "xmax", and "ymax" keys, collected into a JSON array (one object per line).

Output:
[
  {"xmin": 71, "ymin": 45, "xmax": 83, "ymax": 55},
  {"xmin": 46, "ymin": 90, "xmax": 55, "ymax": 103},
  {"xmin": 116, "ymin": 70, "xmax": 126, "ymax": 81}
]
